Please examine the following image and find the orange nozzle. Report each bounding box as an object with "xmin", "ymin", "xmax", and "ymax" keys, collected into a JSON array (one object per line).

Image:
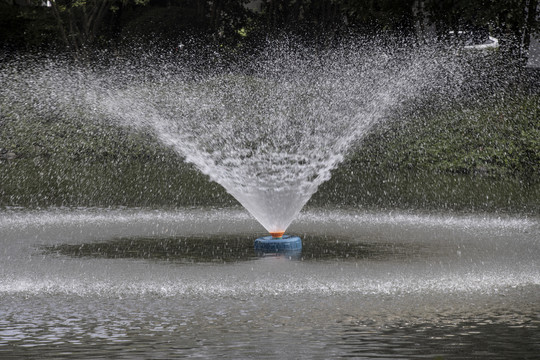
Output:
[{"xmin": 270, "ymin": 231, "xmax": 285, "ymax": 239}]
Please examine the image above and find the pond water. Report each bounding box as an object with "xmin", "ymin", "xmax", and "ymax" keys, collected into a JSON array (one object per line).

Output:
[{"xmin": 1, "ymin": 207, "xmax": 539, "ymax": 358}]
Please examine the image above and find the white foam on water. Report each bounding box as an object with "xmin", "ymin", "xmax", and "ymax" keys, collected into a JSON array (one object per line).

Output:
[
  {"xmin": 1, "ymin": 267, "xmax": 538, "ymax": 298},
  {"xmin": 0, "ymin": 207, "xmax": 535, "ymax": 233}
]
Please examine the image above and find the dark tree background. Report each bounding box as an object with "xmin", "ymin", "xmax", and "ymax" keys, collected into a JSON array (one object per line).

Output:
[{"xmin": 0, "ymin": 0, "xmax": 539, "ymax": 61}]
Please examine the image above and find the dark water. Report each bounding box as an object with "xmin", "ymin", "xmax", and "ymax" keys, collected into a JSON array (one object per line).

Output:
[
  {"xmin": 2, "ymin": 293, "xmax": 539, "ymax": 359},
  {"xmin": 1, "ymin": 208, "xmax": 539, "ymax": 359}
]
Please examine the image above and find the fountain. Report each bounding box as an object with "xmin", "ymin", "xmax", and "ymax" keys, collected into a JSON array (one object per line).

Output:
[
  {"xmin": 13, "ymin": 40, "xmax": 457, "ymax": 251},
  {"xmin": 1, "ymin": 38, "xmax": 538, "ymax": 359}
]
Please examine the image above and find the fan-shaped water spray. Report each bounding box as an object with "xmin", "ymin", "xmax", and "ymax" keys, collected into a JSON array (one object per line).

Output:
[
  {"xmin": 0, "ymin": 40, "xmax": 461, "ymax": 235},
  {"xmin": 93, "ymin": 42, "xmax": 460, "ymax": 235}
]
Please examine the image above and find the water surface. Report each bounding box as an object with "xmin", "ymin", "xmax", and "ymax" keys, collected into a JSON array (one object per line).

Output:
[{"xmin": 1, "ymin": 208, "xmax": 539, "ymax": 358}]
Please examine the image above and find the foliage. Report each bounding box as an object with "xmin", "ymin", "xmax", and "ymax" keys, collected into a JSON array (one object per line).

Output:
[
  {"xmin": 0, "ymin": 3, "xmax": 57, "ymax": 52},
  {"xmin": 1, "ymin": 0, "xmax": 539, "ymax": 61},
  {"xmin": 351, "ymin": 89, "xmax": 540, "ymax": 180},
  {"xmin": 118, "ymin": 0, "xmax": 251, "ymax": 47},
  {"xmin": 0, "ymin": 101, "xmax": 230, "ymax": 207},
  {"xmin": 46, "ymin": 0, "xmax": 144, "ymax": 57}
]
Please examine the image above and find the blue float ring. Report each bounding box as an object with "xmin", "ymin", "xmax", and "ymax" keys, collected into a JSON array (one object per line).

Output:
[{"xmin": 254, "ymin": 235, "xmax": 302, "ymax": 253}]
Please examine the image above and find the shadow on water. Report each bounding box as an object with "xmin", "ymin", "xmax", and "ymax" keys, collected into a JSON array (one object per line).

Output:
[{"xmin": 41, "ymin": 234, "xmax": 424, "ymax": 264}]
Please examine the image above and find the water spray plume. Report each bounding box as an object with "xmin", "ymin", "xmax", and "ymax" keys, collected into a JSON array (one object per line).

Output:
[{"xmin": 0, "ymin": 38, "xmax": 465, "ymax": 234}]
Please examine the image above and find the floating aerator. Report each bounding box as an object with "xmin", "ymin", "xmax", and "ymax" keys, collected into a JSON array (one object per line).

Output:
[{"xmin": 254, "ymin": 234, "xmax": 302, "ymax": 254}]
